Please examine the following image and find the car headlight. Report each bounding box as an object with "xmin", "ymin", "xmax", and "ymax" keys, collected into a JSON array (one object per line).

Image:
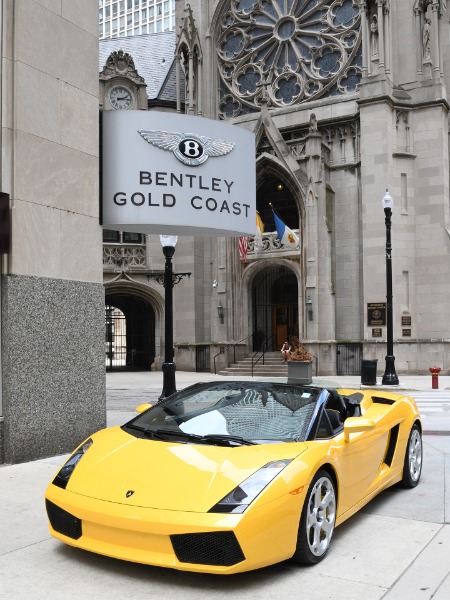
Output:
[
  {"xmin": 209, "ymin": 459, "xmax": 292, "ymax": 514},
  {"xmin": 52, "ymin": 439, "xmax": 93, "ymax": 489}
]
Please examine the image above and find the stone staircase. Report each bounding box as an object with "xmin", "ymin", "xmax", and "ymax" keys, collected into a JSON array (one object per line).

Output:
[{"xmin": 217, "ymin": 352, "xmax": 288, "ymax": 377}]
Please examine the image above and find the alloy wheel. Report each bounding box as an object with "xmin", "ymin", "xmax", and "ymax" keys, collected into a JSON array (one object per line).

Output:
[
  {"xmin": 408, "ymin": 427, "xmax": 422, "ymax": 483},
  {"xmin": 306, "ymin": 475, "xmax": 336, "ymax": 557}
]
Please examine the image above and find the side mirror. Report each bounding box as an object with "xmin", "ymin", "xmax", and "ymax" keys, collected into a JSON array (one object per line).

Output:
[
  {"xmin": 135, "ymin": 403, "xmax": 152, "ymax": 413},
  {"xmin": 344, "ymin": 417, "xmax": 376, "ymax": 442}
]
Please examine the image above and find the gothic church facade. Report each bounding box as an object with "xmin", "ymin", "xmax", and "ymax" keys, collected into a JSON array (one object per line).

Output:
[{"xmin": 101, "ymin": 0, "xmax": 450, "ymax": 377}]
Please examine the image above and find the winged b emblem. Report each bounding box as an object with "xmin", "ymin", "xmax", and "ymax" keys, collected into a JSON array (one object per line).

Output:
[{"xmin": 138, "ymin": 129, "xmax": 235, "ymax": 166}]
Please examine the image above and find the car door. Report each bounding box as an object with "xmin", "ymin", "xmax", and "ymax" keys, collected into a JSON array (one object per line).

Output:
[{"xmin": 316, "ymin": 402, "xmax": 390, "ymax": 517}]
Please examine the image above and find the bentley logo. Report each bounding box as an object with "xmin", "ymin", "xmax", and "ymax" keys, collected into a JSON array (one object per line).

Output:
[
  {"xmin": 126, "ymin": 490, "xmax": 135, "ymax": 498},
  {"xmin": 138, "ymin": 130, "xmax": 235, "ymax": 166}
]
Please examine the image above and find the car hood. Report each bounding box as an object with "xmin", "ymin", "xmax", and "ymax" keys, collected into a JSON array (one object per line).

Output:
[{"xmin": 67, "ymin": 427, "xmax": 307, "ymax": 511}]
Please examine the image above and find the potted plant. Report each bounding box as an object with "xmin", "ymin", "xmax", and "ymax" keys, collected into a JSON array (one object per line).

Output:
[{"xmin": 287, "ymin": 337, "xmax": 313, "ymax": 384}]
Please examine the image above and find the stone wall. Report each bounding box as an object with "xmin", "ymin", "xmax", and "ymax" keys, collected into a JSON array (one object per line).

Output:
[
  {"xmin": 1, "ymin": 275, "xmax": 105, "ymax": 464},
  {"xmin": 0, "ymin": 1, "xmax": 104, "ymax": 463}
]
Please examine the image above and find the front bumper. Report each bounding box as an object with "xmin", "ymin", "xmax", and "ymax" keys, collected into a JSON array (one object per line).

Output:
[{"xmin": 45, "ymin": 483, "xmax": 303, "ymax": 574}]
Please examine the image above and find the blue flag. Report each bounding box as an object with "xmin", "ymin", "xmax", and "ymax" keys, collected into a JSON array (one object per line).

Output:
[{"xmin": 273, "ymin": 212, "xmax": 299, "ymax": 249}]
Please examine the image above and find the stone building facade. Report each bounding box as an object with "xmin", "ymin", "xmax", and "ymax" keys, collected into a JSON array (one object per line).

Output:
[
  {"xmin": 100, "ymin": 0, "xmax": 450, "ymax": 379},
  {"xmin": 0, "ymin": 0, "xmax": 105, "ymax": 464}
]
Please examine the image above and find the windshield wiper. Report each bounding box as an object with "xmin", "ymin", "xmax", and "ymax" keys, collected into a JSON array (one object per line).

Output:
[
  {"xmin": 199, "ymin": 434, "xmax": 256, "ymax": 446},
  {"xmin": 125, "ymin": 424, "xmax": 173, "ymax": 441},
  {"xmin": 139, "ymin": 428, "xmax": 256, "ymax": 446},
  {"xmin": 150, "ymin": 429, "xmax": 204, "ymax": 443}
]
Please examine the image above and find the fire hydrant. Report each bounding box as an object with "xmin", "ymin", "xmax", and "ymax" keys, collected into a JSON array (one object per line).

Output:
[{"xmin": 429, "ymin": 366, "xmax": 441, "ymax": 389}]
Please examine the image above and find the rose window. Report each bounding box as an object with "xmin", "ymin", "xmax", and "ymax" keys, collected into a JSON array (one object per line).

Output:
[{"xmin": 218, "ymin": 0, "xmax": 362, "ymax": 118}]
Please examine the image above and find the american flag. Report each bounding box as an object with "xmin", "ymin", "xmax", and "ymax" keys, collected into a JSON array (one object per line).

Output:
[{"xmin": 238, "ymin": 236, "xmax": 249, "ymax": 260}]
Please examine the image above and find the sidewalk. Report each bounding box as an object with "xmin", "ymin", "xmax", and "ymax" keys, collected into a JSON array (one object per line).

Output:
[{"xmin": 1, "ymin": 372, "xmax": 449, "ymax": 599}]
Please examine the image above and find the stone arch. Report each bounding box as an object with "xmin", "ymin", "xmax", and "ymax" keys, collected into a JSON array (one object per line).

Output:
[
  {"xmin": 256, "ymin": 153, "xmax": 306, "ymax": 237},
  {"xmin": 240, "ymin": 258, "xmax": 304, "ymax": 350},
  {"xmin": 104, "ymin": 280, "xmax": 164, "ymax": 370},
  {"xmin": 413, "ymin": 0, "xmax": 444, "ymax": 77}
]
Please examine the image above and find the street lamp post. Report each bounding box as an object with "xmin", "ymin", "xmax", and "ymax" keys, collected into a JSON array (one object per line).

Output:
[
  {"xmin": 381, "ymin": 190, "xmax": 399, "ymax": 386},
  {"xmin": 151, "ymin": 235, "xmax": 191, "ymax": 400},
  {"xmin": 160, "ymin": 235, "xmax": 177, "ymax": 399}
]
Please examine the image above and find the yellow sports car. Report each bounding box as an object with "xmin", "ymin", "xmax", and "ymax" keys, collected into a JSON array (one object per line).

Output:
[{"xmin": 45, "ymin": 381, "xmax": 422, "ymax": 574}]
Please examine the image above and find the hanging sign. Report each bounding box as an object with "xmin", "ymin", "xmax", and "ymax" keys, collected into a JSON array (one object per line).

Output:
[{"xmin": 101, "ymin": 111, "xmax": 256, "ymax": 236}]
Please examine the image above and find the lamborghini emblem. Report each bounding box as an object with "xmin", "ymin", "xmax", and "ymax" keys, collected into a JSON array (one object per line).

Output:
[{"xmin": 138, "ymin": 129, "xmax": 235, "ymax": 166}]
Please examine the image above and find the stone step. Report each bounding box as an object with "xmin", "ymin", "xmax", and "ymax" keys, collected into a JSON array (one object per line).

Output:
[
  {"xmin": 218, "ymin": 370, "xmax": 287, "ymax": 377},
  {"xmin": 217, "ymin": 351, "xmax": 291, "ymax": 377}
]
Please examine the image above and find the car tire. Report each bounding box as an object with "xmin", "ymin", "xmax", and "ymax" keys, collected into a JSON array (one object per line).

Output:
[
  {"xmin": 400, "ymin": 423, "xmax": 423, "ymax": 488},
  {"xmin": 293, "ymin": 470, "xmax": 336, "ymax": 565}
]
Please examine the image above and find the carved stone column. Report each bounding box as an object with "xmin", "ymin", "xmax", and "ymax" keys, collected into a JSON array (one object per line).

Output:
[
  {"xmin": 176, "ymin": 54, "xmax": 181, "ymax": 113},
  {"xmin": 376, "ymin": 0, "xmax": 385, "ymax": 72},
  {"xmin": 188, "ymin": 51, "xmax": 194, "ymax": 114},
  {"xmin": 197, "ymin": 57, "xmax": 203, "ymax": 116},
  {"xmin": 431, "ymin": 0, "xmax": 440, "ymax": 75},
  {"xmin": 360, "ymin": 1, "xmax": 369, "ymax": 77},
  {"xmin": 383, "ymin": 2, "xmax": 391, "ymax": 75},
  {"xmin": 414, "ymin": 7, "xmax": 423, "ymax": 77}
]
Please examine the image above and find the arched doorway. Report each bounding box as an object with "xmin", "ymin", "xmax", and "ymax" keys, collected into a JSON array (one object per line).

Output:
[
  {"xmin": 257, "ymin": 176, "xmax": 300, "ymax": 233},
  {"xmin": 252, "ymin": 266, "xmax": 298, "ymax": 351},
  {"xmin": 105, "ymin": 293, "xmax": 155, "ymax": 371}
]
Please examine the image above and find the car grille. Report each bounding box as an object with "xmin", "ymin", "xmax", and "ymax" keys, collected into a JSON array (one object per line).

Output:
[
  {"xmin": 45, "ymin": 499, "xmax": 82, "ymax": 540},
  {"xmin": 170, "ymin": 531, "xmax": 245, "ymax": 566}
]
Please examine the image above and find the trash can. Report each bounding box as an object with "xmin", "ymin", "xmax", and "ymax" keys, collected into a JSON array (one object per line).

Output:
[{"xmin": 361, "ymin": 359, "xmax": 377, "ymax": 386}]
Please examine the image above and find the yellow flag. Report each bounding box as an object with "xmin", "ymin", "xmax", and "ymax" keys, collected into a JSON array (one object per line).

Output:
[
  {"xmin": 256, "ymin": 211, "xmax": 264, "ymax": 234},
  {"xmin": 255, "ymin": 211, "xmax": 264, "ymax": 250}
]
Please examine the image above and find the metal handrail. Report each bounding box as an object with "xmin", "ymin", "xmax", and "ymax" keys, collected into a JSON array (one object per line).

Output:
[
  {"xmin": 213, "ymin": 334, "xmax": 253, "ymax": 374},
  {"xmin": 251, "ymin": 334, "xmax": 274, "ymax": 377}
]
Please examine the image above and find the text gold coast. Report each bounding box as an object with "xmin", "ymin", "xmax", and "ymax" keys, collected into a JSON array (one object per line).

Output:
[{"xmin": 112, "ymin": 171, "xmax": 251, "ymax": 216}]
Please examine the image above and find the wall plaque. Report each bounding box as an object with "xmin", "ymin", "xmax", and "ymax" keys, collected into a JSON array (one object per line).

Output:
[
  {"xmin": 402, "ymin": 329, "xmax": 412, "ymax": 337},
  {"xmin": 367, "ymin": 303, "xmax": 386, "ymax": 326},
  {"xmin": 401, "ymin": 316, "xmax": 411, "ymax": 326},
  {"xmin": 372, "ymin": 328, "xmax": 382, "ymax": 338}
]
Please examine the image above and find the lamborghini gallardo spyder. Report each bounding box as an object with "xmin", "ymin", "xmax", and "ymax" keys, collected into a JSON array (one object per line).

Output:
[{"xmin": 45, "ymin": 381, "xmax": 422, "ymax": 574}]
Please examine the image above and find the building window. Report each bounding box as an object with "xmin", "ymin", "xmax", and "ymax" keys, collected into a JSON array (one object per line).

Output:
[{"xmin": 103, "ymin": 230, "xmax": 144, "ymax": 244}]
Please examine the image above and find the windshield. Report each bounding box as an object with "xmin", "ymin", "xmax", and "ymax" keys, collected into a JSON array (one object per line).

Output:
[{"xmin": 124, "ymin": 382, "xmax": 322, "ymax": 444}]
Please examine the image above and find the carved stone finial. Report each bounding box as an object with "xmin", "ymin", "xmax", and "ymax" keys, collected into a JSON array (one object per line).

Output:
[{"xmin": 100, "ymin": 50, "xmax": 145, "ymax": 84}]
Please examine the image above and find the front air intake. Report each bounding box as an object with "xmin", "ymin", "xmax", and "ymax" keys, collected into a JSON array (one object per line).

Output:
[
  {"xmin": 45, "ymin": 499, "xmax": 82, "ymax": 540},
  {"xmin": 170, "ymin": 531, "xmax": 245, "ymax": 566}
]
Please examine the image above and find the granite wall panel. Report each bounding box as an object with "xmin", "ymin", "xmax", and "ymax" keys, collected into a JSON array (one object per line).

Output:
[{"xmin": 1, "ymin": 274, "xmax": 106, "ymax": 464}]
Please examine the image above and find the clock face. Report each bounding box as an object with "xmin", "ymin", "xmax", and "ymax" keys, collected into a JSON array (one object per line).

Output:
[{"xmin": 109, "ymin": 86, "xmax": 133, "ymax": 110}]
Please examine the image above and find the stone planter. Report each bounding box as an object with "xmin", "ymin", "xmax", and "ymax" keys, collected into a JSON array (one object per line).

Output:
[{"xmin": 287, "ymin": 360, "xmax": 313, "ymax": 384}]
